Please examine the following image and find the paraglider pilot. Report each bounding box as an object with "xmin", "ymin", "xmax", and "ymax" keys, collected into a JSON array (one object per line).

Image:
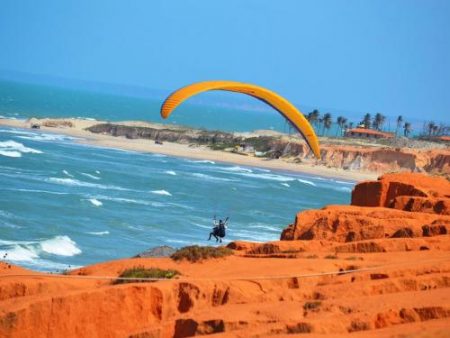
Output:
[{"xmin": 208, "ymin": 216, "xmax": 229, "ymax": 243}]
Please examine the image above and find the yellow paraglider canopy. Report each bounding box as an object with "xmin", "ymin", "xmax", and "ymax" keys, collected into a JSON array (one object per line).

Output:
[{"xmin": 160, "ymin": 80, "xmax": 320, "ymax": 158}]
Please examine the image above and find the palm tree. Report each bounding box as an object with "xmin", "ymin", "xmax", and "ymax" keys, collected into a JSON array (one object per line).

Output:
[
  {"xmin": 307, "ymin": 109, "xmax": 320, "ymax": 125},
  {"xmin": 336, "ymin": 116, "xmax": 347, "ymax": 136},
  {"xmin": 427, "ymin": 121, "xmax": 436, "ymax": 136},
  {"xmin": 322, "ymin": 113, "xmax": 332, "ymax": 136},
  {"xmin": 362, "ymin": 113, "xmax": 371, "ymax": 129},
  {"xmin": 349, "ymin": 122, "xmax": 354, "ymax": 130},
  {"xmin": 396, "ymin": 115, "xmax": 403, "ymax": 137},
  {"xmin": 404, "ymin": 122, "xmax": 412, "ymax": 137},
  {"xmin": 432, "ymin": 125, "xmax": 439, "ymax": 136},
  {"xmin": 373, "ymin": 113, "xmax": 385, "ymax": 131},
  {"xmin": 307, "ymin": 109, "xmax": 321, "ymax": 133}
]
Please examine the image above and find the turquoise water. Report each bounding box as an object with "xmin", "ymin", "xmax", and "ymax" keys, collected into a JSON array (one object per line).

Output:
[
  {"xmin": 0, "ymin": 80, "xmax": 354, "ymax": 271},
  {"xmin": 0, "ymin": 80, "xmax": 300, "ymax": 133},
  {"xmin": 0, "ymin": 126, "xmax": 353, "ymax": 271}
]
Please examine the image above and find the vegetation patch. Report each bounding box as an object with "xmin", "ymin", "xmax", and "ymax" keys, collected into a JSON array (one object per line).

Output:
[
  {"xmin": 113, "ymin": 266, "xmax": 180, "ymax": 284},
  {"xmin": 324, "ymin": 254, "xmax": 338, "ymax": 259},
  {"xmin": 171, "ymin": 245, "xmax": 233, "ymax": 263},
  {"xmin": 303, "ymin": 301, "xmax": 322, "ymax": 311}
]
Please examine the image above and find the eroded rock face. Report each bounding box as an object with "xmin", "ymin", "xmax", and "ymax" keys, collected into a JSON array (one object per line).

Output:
[
  {"xmin": 351, "ymin": 173, "xmax": 450, "ymax": 215},
  {"xmin": 280, "ymin": 205, "xmax": 450, "ymax": 242},
  {"xmin": 282, "ymin": 173, "xmax": 450, "ymax": 241}
]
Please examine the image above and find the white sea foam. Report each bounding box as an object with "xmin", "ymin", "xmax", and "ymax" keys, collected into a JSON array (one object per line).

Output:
[
  {"xmin": 81, "ymin": 172, "xmax": 101, "ymax": 180},
  {"xmin": 192, "ymin": 173, "xmax": 236, "ymax": 182},
  {"xmin": 0, "ymin": 245, "xmax": 39, "ymax": 261},
  {"xmin": 88, "ymin": 195, "xmax": 153, "ymax": 206},
  {"xmin": 165, "ymin": 170, "xmax": 177, "ymax": 176},
  {"xmin": 62, "ymin": 170, "xmax": 74, "ymax": 177},
  {"xmin": 217, "ymin": 166, "xmax": 253, "ymax": 173},
  {"xmin": 87, "ymin": 231, "xmax": 109, "ymax": 236},
  {"xmin": 280, "ymin": 183, "xmax": 290, "ymax": 187},
  {"xmin": 334, "ymin": 180, "xmax": 355, "ymax": 185},
  {"xmin": 17, "ymin": 133, "xmax": 74, "ymax": 142},
  {"xmin": 247, "ymin": 223, "xmax": 281, "ymax": 232},
  {"xmin": 151, "ymin": 190, "xmax": 172, "ymax": 196},
  {"xmin": 0, "ymin": 150, "xmax": 21, "ymax": 157},
  {"xmin": 40, "ymin": 236, "xmax": 81, "ymax": 256},
  {"xmin": 77, "ymin": 117, "xmax": 97, "ymax": 121},
  {"xmin": 88, "ymin": 198, "xmax": 103, "ymax": 206},
  {"xmin": 9, "ymin": 188, "xmax": 69, "ymax": 195},
  {"xmin": 189, "ymin": 160, "xmax": 215, "ymax": 164},
  {"xmin": 239, "ymin": 172, "xmax": 295, "ymax": 182},
  {"xmin": 297, "ymin": 179, "xmax": 316, "ymax": 186},
  {"xmin": 0, "ymin": 140, "xmax": 42, "ymax": 157},
  {"xmin": 47, "ymin": 177, "xmax": 128, "ymax": 191},
  {"xmin": 95, "ymin": 170, "xmax": 101, "ymax": 174}
]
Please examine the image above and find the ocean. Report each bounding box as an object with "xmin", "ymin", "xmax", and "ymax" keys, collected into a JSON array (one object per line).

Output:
[{"xmin": 0, "ymin": 80, "xmax": 353, "ymax": 272}]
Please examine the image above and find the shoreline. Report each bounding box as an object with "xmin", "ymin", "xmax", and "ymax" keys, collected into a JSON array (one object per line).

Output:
[{"xmin": 0, "ymin": 118, "xmax": 378, "ymax": 181}]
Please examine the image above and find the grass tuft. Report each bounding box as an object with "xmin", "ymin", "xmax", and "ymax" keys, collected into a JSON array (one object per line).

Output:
[
  {"xmin": 113, "ymin": 266, "xmax": 180, "ymax": 284},
  {"xmin": 171, "ymin": 245, "xmax": 233, "ymax": 263}
]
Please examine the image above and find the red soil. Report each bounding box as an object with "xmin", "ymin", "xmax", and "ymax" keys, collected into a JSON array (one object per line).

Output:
[{"xmin": 1, "ymin": 173, "xmax": 449, "ymax": 337}]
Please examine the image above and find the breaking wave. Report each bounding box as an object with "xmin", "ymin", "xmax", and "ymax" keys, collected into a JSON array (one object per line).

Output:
[
  {"xmin": 151, "ymin": 190, "xmax": 172, "ymax": 196},
  {"xmin": 0, "ymin": 140, "xmax": 42, "ymax": 157}
]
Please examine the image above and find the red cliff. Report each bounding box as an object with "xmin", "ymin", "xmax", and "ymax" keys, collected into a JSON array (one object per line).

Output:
[{"xmin": 1, "ymin": 173, "xmax": 450, "ymax": 337}]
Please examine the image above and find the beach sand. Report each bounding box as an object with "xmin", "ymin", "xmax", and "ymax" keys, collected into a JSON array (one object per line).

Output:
[{"xmin": 0, "ymin": 118, "xmax": 378, "ymax": 181}]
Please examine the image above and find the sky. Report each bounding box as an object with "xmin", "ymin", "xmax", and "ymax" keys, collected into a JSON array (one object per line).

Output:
[{"xmin": 1, "ymin": 0, "xmax": 449, "ymax": 121}]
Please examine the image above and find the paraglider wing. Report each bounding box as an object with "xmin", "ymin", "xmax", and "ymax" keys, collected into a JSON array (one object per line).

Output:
[{"xmin": 160, "ymin": 81, "xmax": 320, "ymax": 158}]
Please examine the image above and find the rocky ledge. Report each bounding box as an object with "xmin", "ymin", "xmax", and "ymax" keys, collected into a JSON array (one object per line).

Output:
[{"xmin": 1, "ymin": 173, "xmax": 449, "ymax": 337}]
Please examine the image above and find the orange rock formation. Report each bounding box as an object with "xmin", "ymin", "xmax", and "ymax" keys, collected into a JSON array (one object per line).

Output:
[{"xmin": 1, "ymin": 173, "xmax": 449, "ymax": 337}]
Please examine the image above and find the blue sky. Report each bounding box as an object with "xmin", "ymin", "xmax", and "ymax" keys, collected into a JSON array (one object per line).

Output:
[{"xmin": 1, "ymin": 0, "xmax": 449, "ymax": 121}]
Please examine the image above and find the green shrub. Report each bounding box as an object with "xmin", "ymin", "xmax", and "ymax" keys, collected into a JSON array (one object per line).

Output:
[
  {"xmin": 171, "ymin": 245, "xmax": 233, "ymax": 263},
  {"xmin": 113, "ymin": 266, "xmax": 180, "ymax": 284}
]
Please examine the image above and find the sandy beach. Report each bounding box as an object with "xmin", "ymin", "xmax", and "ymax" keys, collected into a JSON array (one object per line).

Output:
[{"xmin": 0, "ymin": 117, "xmax": 378, "ymax": 181}]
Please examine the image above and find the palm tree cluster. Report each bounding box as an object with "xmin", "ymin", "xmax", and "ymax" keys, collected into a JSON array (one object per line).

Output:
[
  {"xmin": 305, "ymin": 109, "xmax": 334, "ymax": 136},
  {"xmin": 305, "ymin": 109, "xmax": 419, "ymax": 139},
  {"xmin": 423, "ymin": 121, "xmax": 449, "ymax": 137}
]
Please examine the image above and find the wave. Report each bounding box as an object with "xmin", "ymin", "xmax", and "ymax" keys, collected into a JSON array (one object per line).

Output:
[
  {"xmin": 0, "ymin": 235, "xmax": 81, "ymax": 261},
  {"xmin": 0, "ymin": 150, "xmax": 21, "ymax": 157},
  {"xmin": 62, "ymin": 170, "xmax": 74, "ymax": 177},
  {"xmin": 88, "ymin": 198, "xmax": 103, "ymax": 207},
  {"xmin": 165, "ymin": 170, "xmax": 177, "ymax": 176},
  {"xmin": 0, "ymin": 140, "xmax": 42, "ymax": 157},
  {"xmin": 151, "ymin": 190, "xmax": 172, "ymax": 196},
  {"xmin": 81, "ymin": 172, "xmax": 101, "ymax": 180},
  {"xmin": 247, "ymin": 223, "xmax": 281, "ymax": 232},
  {"xmin": 334, "ymin": 180, "xmax": 355, "ymax": 186},
  {"xmin": 95, "ymin": 170, "xmax": 101, "ymax": 174},
  {"xmin": 7, "ymin": 188, "xmax": 69, "ymax": 195},
  {"xmin": 189, "ymin": 160, "xmax": 215, "ymax": 164},
  {"xmin": 40, "ymin": 236, "xmax": 81, "ymax": 256},
  {"xmin": 88, "ymin": 195, "xmax": 154, "ymax": 206},
  {"xmin": 77, "ymin": 117, "xmax": 97, "ymax": 121},
  {"xmin": 47, "ymin": 177, "xmax": 128, "ymax": 191},
  {"xmin": 216, "ymin": 165, "xmax": 253, "ymax": 173},
  {"xmin": 87, "ymin": 231, "xmax": 109, "ymax": 236},
  {"xmin": 17, "ymin": 133, "xmax": 75, "ymax": 142},
  {"xmin": 280, "ymin": 183, "xmax": 290, "ymax": 187},
  {"xmin": 192, "ymin": 172, "xmax": 236, "ymax": 182},
  {"xmin": 0, "ymin": 245, "xmax": 39, "ymax": 261},
  {"xmin": 297, "ymin": 179, "xmax": 316, "ymax": 186},
  {"xmin": 239, "ymin": 172, "xmax": 295, "ymax": 182}
]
